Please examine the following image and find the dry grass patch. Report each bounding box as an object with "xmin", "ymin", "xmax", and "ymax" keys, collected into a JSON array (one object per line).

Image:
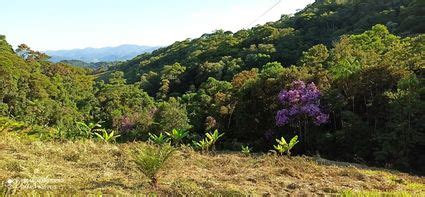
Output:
[{"xmin": 0, "ymin": 134, "xmax": 424, "ymax": 195}]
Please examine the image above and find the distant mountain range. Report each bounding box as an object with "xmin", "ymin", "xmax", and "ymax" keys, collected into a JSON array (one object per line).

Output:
[{"xmin": 45, "ymin": 44, "xmax": 159, "ymax": 63}]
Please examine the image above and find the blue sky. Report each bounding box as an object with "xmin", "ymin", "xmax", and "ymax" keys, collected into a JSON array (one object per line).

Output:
[{"xmin": 1, "ymin": 0, "xmax": 313, "ymax": 50}]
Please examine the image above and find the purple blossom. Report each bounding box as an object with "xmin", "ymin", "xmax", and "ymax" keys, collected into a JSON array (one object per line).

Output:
[
  {"xmin": 287, "ymin": 90, "xmax": 301, "ymax": 104},
  {"xmin": 288, "ymin": 106, "xmax": 300, "ymax": 116},
  {"xmin": 300, "ymin": 104, "xmax": 320, "ymax": 116},
  {"xmin": 314, "ymin": 113, "xmax": 329, "ymax": 125},
  {"xmin": 278, "ymin": 90, "xmax": 288, "ymax": 102},
  {"xmin": 301, "ymin": 83, "xmax": 320, "ymax": 103},
  {"xmin": 276, "ymin": 80, "xmax": 328, "ymax": 126},
  {"xmin": 276, "ymin": 109, "xmax": 289, "ymax": 126}
]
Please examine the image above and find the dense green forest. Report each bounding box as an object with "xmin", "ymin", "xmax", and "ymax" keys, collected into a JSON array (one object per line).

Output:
[
  {"xmin": 58, "ymin": 59, "xmax": 122, "ymax": 70},
  {"xmin": 1, "ymin": 0, "xmax": 424, "ymax": 176}
]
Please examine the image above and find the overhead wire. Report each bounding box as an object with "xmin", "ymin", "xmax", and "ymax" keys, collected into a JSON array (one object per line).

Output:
[{"xmin": 245, "ymin": 0, "xmax": 282, "ymax": 28}]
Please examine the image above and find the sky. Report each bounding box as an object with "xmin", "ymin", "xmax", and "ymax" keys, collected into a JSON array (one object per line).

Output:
[{"xmin": 1, "ymin": 0, "xmax": 314, "ymax": 51}]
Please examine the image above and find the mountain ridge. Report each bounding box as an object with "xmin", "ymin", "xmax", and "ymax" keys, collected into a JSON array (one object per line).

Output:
[{"xmin": 45, "ymin": 44, "xmax": 159, "ymax": 63}]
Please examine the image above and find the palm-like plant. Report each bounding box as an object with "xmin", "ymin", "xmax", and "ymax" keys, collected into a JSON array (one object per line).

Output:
[
  {"xmin": 193, "ymin": 130, "xmax": 225, "ymax": 153},
  {"xmin": 205, "ymin": 129, "xmax": 224, "ymax": 151},
  {"xmin": 165, "ymin": 129, "xmax": 189, "ymax": 146},
  {"xmin": 192, "ymin": 138, "xmax": 210, "ymax": 153},
  {"xmin": 94, "ymin": 130, "xmax": 120, "ymax": 143},
  {"xmin": 0, "ymin": 117, "xmax": 24, "ymax": 132},
  {"xmin": 273, "ymin": 135, "xmax": 299, "ymax": 156},
  {"xmin": 133, "ymin": 144, "xmax": 175, "ymax": 187},
  {"xmin": 241, "ymin": 145, "xmax": 252, "ymax": 156},
  {"xmin": 76, "ymin": 121, "xmax": 104, "ymax": 139},
  {"xmin": 148, "ymin": 133, "xmax": 170, "ymax": 145}
]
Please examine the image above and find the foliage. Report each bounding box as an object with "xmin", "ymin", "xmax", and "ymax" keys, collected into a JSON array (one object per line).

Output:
[
  {"xmin": 94, "ymin": 130, "xmax": 120, "ymax": 143},
  {"xmin": 241, "ymin": 145, "xmax": 252, "ymax": 156},
  {"xmin": 192, "ymin": 138, "xmax": 211, "ymax": 153},
  {"xmin": 148, "ymin": 133, "xmax": 170, "ymax": 145},
  {"xmin": 0, "ymin": 0, "xmax": 424, "ymax": 174},
  {"xmin": 75, "ymin": 121, "xmax": 105, "ymax": 139},
  {"xmin": 0, "ymin": 117, "xmax": 25, "ymax": 132},
  {"xmin": 95, "ymin": 72, "xmax": 155, "ymax": 135},
  {"xmin": 132, "ymin": 144, "xmax": 175, "ymax": 187},
  {"xmin": 205, "ymin": 129, "xmax": 225, "ymax": 151},
  {"xmin": 206, "ymin": 130, "xmax": 225, "ymax": 145},
  {"xmin": 166, "ymin": 129, "xmax": 189, "ymax": 146},
  {"xmin": 273, "ymin": 135, "xmax": 299, "ymax": 156},
  {"xmin": 193, "ymin": 130, "xmax": 225, "ymax": 153},
  {"xmin": 153, "ymin": 98, "xmax": 192, "ymax": 133}
]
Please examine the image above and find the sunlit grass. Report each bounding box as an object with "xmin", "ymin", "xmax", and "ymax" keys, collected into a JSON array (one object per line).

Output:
[
  {"xmin": 1, "ymin": 133, "xmax": 424, "ymax": 195},
  {"xmin": 341, "ymin": 190, "xmax": 413, "ymax": 197}
]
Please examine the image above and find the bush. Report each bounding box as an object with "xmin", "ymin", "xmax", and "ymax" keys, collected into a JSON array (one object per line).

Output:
[{"xmin": 154, "ymin": 98, "xmax": 192, "ymax": 133}]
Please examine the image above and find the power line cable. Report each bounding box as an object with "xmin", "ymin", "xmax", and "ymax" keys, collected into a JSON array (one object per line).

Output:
[{"xmin": 245, "ymin": 0, "xmax": 282, "ymax": 28}]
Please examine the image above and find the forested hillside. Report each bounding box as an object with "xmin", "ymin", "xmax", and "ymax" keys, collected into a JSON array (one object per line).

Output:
[
  {"xmin": 107, "ymin": 0, "xmax": 424, "ymax": 173},
  {"xmin": 114, "ymin": 0, "xmax": 424, "ymax": 85},
  {"xmin": 1, "ymin": 0, "xmax": 424, "ymax": 178},
  {"xmin": 59, "ymin": 60, "xmax": 122, "ymax": 71}
]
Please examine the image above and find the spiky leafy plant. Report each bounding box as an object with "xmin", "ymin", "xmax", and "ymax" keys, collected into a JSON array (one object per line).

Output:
[
  {"xmin": 241, "ymin": 145, "xmax": 252, "ymax": 156},
  {"xmin": 149, "ymin": 133, "xmax": 170, "ymax": 145},
  {"xmin": 94, "ymin": 130, "xmax": 120, "ymax": 143},
  {"xmin": 192, "ymin": 138, "xmax": 210, "ymax": 153},
  {"xmin": 0, "ymin": 117, "xmax": 25, "ymax": 132},
  {"xmin": 273, "ymin": 144, "xmax": 286, "ymax": 155},
  {"xmin": 133, "ymin": 144, "xmax": 175, "ymax": 187},
  {"xmin": 205, "ymin": 129, "xmax": 224, "ymax": 151},
  {"xmin": 165, "ymin": 129, "xmax": 189, "ymax": 146},
  {"xmin": 76, "ymin": 121, "xmax": 105, "ymax": 139},
  {"xmin": 192, "ymin": 130, "xmax": 225, "ymax": 153},
  {"xmin": 273, "ymin": 135, "xmax": 299, "ymax": 156},
  {"xmin": 148, "ymin": 133, "xmax": 170, "ymax": 145}
]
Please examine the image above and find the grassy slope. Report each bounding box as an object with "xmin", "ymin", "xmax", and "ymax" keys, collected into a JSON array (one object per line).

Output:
[{"xmin": 1, "ymin": 134, "xmax": 424, "ymax": 196}]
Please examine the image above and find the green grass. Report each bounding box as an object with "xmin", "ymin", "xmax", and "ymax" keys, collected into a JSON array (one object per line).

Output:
[
  {"xmin": 405, "ymin": 182, "xmax": 425, "ymax": 190},
  {"xmin": 341, "ymin": 190, "xmax": 414, "ymax": 197}
]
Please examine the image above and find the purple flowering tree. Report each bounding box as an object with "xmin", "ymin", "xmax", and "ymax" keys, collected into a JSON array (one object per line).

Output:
[{"xmin": 275, "ymin": 80, "xmax": 328, "ymax": 148}]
